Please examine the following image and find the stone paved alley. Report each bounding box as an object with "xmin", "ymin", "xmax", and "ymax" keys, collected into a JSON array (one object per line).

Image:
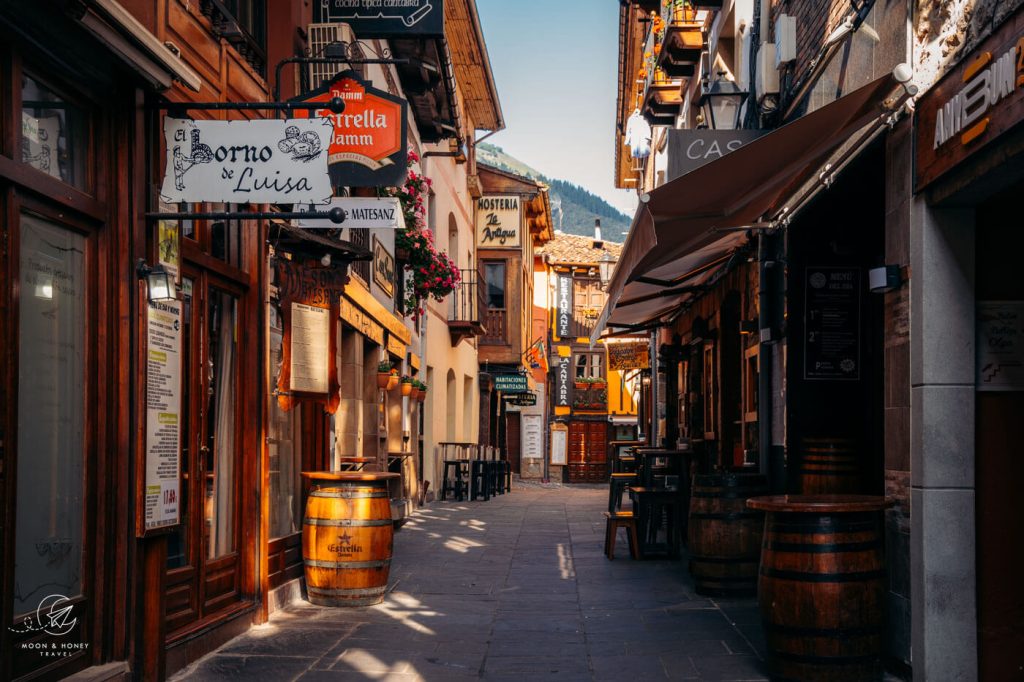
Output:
[{"xmin": 173, "ymin": 484, "xmax": 769, "ymax": 681}]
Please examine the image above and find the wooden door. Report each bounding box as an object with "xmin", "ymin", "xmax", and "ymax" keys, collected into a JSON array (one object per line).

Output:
[
  {"xmin": 567, "ymin": 421, "xmax": 608, "ymax": 483},
  {"xmin": 506, "ymin": 412, "xmax": 521, "ymax": 474},
  {"xmin": 164, "ymin": 269, "xmax": 245, "ymax": 636}
]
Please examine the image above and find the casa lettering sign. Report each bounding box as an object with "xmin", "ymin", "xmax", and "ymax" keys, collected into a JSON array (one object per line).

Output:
[
  {"xmin": 299, "ymin": 197, "xmax": 406, "ymax": 230},
  {"xmin": 556, "ymin": 274, "xmax": 573, "ymax": 339},
  {"xmin": 916, "ymin": 11, "xmax": 1024, "ymax": 190},
  {"xmin": 160, "ymin": 118, "xmax": 333, "ymax": 204},
  {"xmin": 476, "ymin": 195, "xmax": 521, "ymax": 249},
  {"xmin": 373, "ymin": 237, "xmax": 396, "ymax": 298},
  {"xmin": 666, "ymin": 129, "xmax": 766, "ymax": 180},
  {"xmin": 294, "ymin": 71, "xmax": 408, "ymax": 188},
  {"xmin": 340, "ymin": 297, "xmax": 386, "ymax": 346},
  {"xmin": 275, "ymin": 258, "xmax": 348, "ymax": 307},
  {"xmin": 316, "ymin": 0, "xmax": 444, "ymax": 38},
  {"xmin": 494, "ymin": 373, "xmax": 528, "ymax": 393}
]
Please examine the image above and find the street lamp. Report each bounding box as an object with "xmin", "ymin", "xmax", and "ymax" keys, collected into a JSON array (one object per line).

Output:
[
  {"xmin": 698, "ymin": 71, "xmax": 748, "ymax": 130},
  {"xmin": 598, "ymin": 251, "xmax": 616, "ymax": 289}
]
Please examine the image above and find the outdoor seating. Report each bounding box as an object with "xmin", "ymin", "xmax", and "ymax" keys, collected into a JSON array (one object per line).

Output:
[{"xmin": 603, "ymin": 510, "xmax": 639, "ymax": 559}]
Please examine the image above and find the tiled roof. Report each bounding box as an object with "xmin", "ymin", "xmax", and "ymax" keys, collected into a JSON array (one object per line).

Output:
[{"xmin": 536, "ymin": 232, "xmax": 623, "ymax": 264}]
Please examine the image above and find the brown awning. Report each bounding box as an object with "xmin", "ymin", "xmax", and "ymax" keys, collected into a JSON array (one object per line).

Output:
[{"xmin": 594, "ymin": 73, "xmax": 900, "ymax": 342}]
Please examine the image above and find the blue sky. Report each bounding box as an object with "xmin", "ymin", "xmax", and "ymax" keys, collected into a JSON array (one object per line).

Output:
[{"xmin": 476, "ymin": 0, "xmax": 639, "ymax": 218}]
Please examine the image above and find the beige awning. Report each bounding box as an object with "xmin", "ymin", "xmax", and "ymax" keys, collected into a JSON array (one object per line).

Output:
[{"xmin": 593, "ymin": 73, "xmax": 900, "ymax": 343}]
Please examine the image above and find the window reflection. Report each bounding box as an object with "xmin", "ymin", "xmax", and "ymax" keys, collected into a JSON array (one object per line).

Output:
[{"xmin": 21, "ymin": 73, "xmax": 87, "ymax": 189}]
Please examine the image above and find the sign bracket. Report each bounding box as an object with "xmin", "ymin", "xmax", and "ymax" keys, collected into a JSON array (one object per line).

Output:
[{"xmin": 145, "ymin": 209, "xmax": 348, "ymax": 224}]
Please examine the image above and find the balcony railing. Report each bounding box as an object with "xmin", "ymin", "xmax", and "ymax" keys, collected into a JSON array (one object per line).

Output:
[
  {"xmin": 448, "ymin": 268, "xmax": 486, "ymax": 346},
  {"xmin": 482, "ymin": 309, "xmax": 507, "ymax": 345}
]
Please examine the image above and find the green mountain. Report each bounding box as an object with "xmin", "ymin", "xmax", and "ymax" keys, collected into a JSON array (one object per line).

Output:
[{"xmin": 477, "ymin": 143, "xmax": 631, "ymax": 242}]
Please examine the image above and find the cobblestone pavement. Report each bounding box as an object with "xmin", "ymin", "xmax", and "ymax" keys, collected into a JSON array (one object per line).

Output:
[{"xmin": 173, "ymin": 483, "xmax": 770, "ymax": 681}]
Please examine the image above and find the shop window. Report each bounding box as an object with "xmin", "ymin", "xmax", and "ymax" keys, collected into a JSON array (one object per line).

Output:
[
  {"xmin": 350, "ymin": 228, "xmax": 370, "ymax": 283},
  {"xmin": 575, "ymin": 352, "xmax": 604, "ymax": 379},
  {"xmin": 14, "ymin": 214, "xmax": 87, "ymax": 614},
  {"xmin": 209, "ymin": 205, "xmax": 244, "ymax": 267},
  {"xmin": 703, "ymin": 342, "xmax": 716, "ymax": 439},
  {"xmin": 268, "ymin": 302, "xmax": 302, "ymax": 539},
  {"xmin": 21, "ymin": 72, "xmax": 89, "ymax": 190}
]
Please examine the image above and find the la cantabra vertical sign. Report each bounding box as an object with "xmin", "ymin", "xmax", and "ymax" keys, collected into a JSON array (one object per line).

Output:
[{"xmin": 144, "ymin": 299, "xmax": 182, "ymax": 532}]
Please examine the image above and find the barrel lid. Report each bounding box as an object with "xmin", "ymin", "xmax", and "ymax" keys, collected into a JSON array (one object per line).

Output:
[
  {"xmin": 302, "ymin": 471, "xmax": 400, "ymax": 482},
  {"xmin": 746, "ymin": 494, "xmax": 894, "ymax": 512}
]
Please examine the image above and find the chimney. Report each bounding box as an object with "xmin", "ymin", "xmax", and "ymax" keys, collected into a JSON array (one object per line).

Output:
[{"xmin": 593, "ymin": 218, "xmax": 603, "ymax": 249}]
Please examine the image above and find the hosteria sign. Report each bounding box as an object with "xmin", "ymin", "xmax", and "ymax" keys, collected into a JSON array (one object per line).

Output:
[
  {"xmin": 295, "ymin": 71, "xmax": 408, "ymax": 188},
  {"xmin": 476, "ymin": 195, "xmax": 521, "ymax": 248},
  {"xmin": 916, "ymin": 9, "xmax": 1024, "ymax": 189},
  {"xmin": 160, "ymin": 118, "xmax": 333, "ymax": 204}
]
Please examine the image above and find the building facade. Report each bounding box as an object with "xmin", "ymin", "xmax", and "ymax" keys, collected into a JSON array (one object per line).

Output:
[{"xmin": 0, "ymin": 0, "xmax": 500, "ymax": 679}]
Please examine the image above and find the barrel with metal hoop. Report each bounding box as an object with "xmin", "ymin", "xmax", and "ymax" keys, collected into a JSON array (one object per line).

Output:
[
  {"xmin": 747, "ymin": 494, "xmax": 893, "ymax": 682},
  {"xmin": 301, "ymin": 471, "xmax": 399, "ymax": 606}
]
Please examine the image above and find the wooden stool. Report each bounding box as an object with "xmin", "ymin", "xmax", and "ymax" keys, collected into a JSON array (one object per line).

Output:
[
  {"xmin": 608, "ymin": 472, "xmax": 637, "ymax": 513},
  {"xmin": 441, "ymin": 460, "xmax": 468, "ymax": 501},
  {"xmin": 603, "ymin": 511, "xmax": 639, "ymax": 560}
]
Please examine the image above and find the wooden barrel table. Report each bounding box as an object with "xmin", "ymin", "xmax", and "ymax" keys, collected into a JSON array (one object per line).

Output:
[
  {"xmin": 301, "ymin": 472, "xmax": 399, "ymax": 607},
  {"xmin": 796, "ymin": 437, "xmax": 861, "ymax": 494},
  {"xmin": 747, "ymin": 495, "xmax": 893, "ymax": 682},
  {"xmin": 687, "ymin": 473, "xmax": 768, "ymax": 596}
]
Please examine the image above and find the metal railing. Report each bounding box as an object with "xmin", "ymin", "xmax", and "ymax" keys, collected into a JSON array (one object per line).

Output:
[
  {"xmin": 450, "ymin": 268, "xmax": 484, "ymax": 324},
  {"xmin": 200, "ymin": 0, "xmax": 267, "ymax": 76}
]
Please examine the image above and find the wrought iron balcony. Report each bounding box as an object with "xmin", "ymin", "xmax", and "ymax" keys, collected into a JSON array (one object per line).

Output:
[
  {"xmin": 449, "ymin": 268, "xmax": 486, "ymax": 346},
  {"xmin": 199, "ymin": 0, "xmax": 267, "ymax": 77}
]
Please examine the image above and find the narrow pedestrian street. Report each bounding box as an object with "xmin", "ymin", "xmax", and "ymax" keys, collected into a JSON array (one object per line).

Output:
[{"xmin": 173, "ymin": 485, "xmax": 768, "ymax": 681}]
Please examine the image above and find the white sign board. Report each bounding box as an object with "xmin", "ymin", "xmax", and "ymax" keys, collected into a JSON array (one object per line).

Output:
[
  {"xmin": 298, "ymin": 197, "xmax": 406, "ymax": 229},
  {"xmin": 550, "ymin": 423, "xmax": 568, "ymax": 466},
  {"xmin": 145, "ymin": 300, "xmax": 182, "ymax": 530},
  {"xmin": 977, "ymin": 301, "xmax": 1024, "ymax": 391},
  {"xmin": 160, "ymin": 118, "xmax": 333, "ymax": 204},
  {"xmin": 476, "ymin": 195, "xmax": 521, "ymax": 248},
  {"xmin": 523, "ymin": 415, "xmax": 543, "ymax": 460},
  {"xmin": 290, "ymin": 302, "xmax": 330, "ymax": 393}
]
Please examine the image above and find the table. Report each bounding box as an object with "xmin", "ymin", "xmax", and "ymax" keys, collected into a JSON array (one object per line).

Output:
[
  {"xmin": 632, "ymin": 448, "xmax": 691, "ymax": 489},
  {"xmin": 628, "ymin": 486, "xmax": 687, "ymax": 558},
  {"xmin": 747, "ymin": 495, "xmax": 893, "ymax": 682},
  {"xmin": 337, "ymin": 456, "xmax": 375, "ymax": 472}
]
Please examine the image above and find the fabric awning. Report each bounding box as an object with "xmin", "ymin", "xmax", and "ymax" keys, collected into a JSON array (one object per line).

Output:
[{"xmin": 593, "ymin": 73, "xmax": 900, "ymax": 343}]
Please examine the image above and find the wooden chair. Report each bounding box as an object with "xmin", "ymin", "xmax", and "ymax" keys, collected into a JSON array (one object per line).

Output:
[{"xmin": 603, "ymin": 511, "xmax": 639, "ymax": 560}]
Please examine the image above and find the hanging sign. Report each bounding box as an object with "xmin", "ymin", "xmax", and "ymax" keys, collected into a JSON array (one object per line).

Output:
[
  {"xmin": 476, "ymin": 195, "xmax": 521, "ymax": 248},
  {"xmin": 294, "ymin": 71, "xmax": 408, "ymax": 188},
  {"xmin": 144, "ymin": 299, "xmax": 182, "ymax": 533},
  {"xmin": 608, "ymin": 341, "xmax": 650, "ymax": 370},
  {"xmin": 299, "ymin": 197, "xmax": 406, "ymax": 229},
  {"xmin": 373, "ymin": 237, "xmax": 396, "ymax": 297},
  {"xmin": 554, "ymin": 353, "xmax": 573, "ymax": 411},
  {"xmin": 508, "ymin": 393, "xmax": 538, "ymax": 406},
  {"xmin": 159, "ymin": 118, "xmax": 333, "ymax": 204},
  {"xmin": 804, "ymin": 267, "xmax": 861, "ymax": 380},
  {"xmin": 494, "ymin": 372, "xmax": 529, "ymax": 393},
  {"xmin": 977, "ymin": 301, "xmax": 1024, "ymax": 391},
  {"xmin": 556, "ymin": 274, "xmax": 574, "ymax": 339},
  {"xmin": 316, "ymin": 0, "xmax": 444, "ymax": 38}
]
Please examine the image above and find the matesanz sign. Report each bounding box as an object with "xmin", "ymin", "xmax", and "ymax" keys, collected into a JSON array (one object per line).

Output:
[{"xmin": 295, "ymin": 71, "xmax": 408, "ymax": 188}]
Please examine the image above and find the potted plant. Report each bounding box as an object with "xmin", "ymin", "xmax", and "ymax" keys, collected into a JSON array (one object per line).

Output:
[
  {"xmin": 592, "ymin": 376, "xmax": 608, "ymax": 390},
  {"xmin": 416, "ymin": 380, "xmax": 427, "ymax": 402},
  {"xmin": 400, "ymin": 375, "xmax": 413, "ymax": 397},
  {"xmin": 377, "ymin": 361, "xmax": 398, "ymax": 390},
  {"xmin": 574, "ymin": 376, "xmax": 589, "ymax": 390}
]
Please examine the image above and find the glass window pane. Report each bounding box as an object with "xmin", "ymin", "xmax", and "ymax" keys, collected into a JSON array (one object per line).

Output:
[
  {"xmin": 21, "ymin": 73, "xmax": 88, "ymax": 190},
  {"xmin": 484, "ymin": 262, "xmax": 505, "ymax": 309},
  {"xmin": 207, "ymin": 290, "xmax": 238, "ymax": 559},
  {"xmin": 15, "ymin": 214, "xmax": 86, "ymax": 615},
  {"xmin": 167, "ymin": 278, "xmax": 193, "ymax": 569},
  {"xmin": 268, "ymin": 302, "xmax": 302, "ymax": 539}
]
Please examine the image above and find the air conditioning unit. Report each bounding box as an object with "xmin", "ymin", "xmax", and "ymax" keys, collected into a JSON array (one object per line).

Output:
[
  {"xmin": 756, "ymin": 43, "xmax": 780, "ymax": 101},
  {"xmin": 774, "ymin": 14, "xmax": 796, "ymax": 68},
  {"xmin": 307, "ymin": 23, "xmax": 357, "ymax": 91}
]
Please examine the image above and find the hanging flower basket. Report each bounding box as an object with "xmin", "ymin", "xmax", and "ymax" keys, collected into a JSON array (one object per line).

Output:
[
  {"xmin": 400, "ymin": 376, "xmax": 413, "ymax": 396},
  {"xmin": 378, "ymin": 362, "xmax": 398, "ymax": 390}
]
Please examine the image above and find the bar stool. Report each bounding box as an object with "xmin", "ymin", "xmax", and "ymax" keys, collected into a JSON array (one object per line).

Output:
[
  {"xmin": 441, "ymin": 460, "xmax": 469, "ymax": 501},
  {"xmin": 502, "ymin": 460, "xmax": 512, "ymax": 493},
  {"xmin": 608, "ymin": 472, "xmax": 637, "ymax": 513},
  {"xmin": 603, "ymin": 511, "xmax": 639, "ymax": 560},
  {"xmin": 470, "ymin": 459, "xmax": 490, "ymax": 501}
]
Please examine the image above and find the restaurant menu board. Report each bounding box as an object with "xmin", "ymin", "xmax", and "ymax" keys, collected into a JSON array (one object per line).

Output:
[
  {"xmin": 550, "ymin": 423, "xmax": 568, "ymax": 466},
  {"xmin": 523, "ymin": 415, "xmax": 543, "ymax": 460},
  {"xmin": 145, "ymin": 300, "xmax": 182, "ymax": 530},
  {"xmin": 289, "ymin": 302, "xmax": 330, "ymax": 393},
  {"xmin": 804, "ymin": 267, "xmax": 861, "ymax": 380},
  {"xmin": 977, "ymin": 301, "xmax": 1024, "ymax": 390}
]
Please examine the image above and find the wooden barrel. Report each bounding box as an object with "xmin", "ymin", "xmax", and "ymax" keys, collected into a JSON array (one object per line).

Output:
[
  {"xmin": 797, "ymin": 437, "xmax": 861, "ymax": 494},
  {"xmin": 301, "ymin": 472, "xmax": 399, "ymax": 607},
  {"xmin": 687, "ymin": 473, "xmax": 768, "ymax": 596},
  {"xmin": 748, "ymin": 495, "xmax": 893, "ymax": 682}
]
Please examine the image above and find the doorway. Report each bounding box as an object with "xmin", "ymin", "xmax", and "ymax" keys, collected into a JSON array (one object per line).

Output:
[
  {"xmin": 164, "ymin": 268, "xmax": 246, "ymax": 636},
  {"xmin": 506, "ymin": 411, "xmax": 521, "ymax": 474}
]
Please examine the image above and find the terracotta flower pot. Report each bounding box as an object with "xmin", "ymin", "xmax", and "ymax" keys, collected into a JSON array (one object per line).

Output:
[
  {"xmin": 386, "ymin": 375, "xmax": 399, "ymax": 391},
  {"xmin": 400, "ymin": 381, "xmax": 413, "ymax": 397},
  {"xmin": 377, "ymin": 373, "xmax": 392, "ymax": 390},
  {"xmin": 417, "ymin": 390, "xmax": 426, "ymax": 403}
]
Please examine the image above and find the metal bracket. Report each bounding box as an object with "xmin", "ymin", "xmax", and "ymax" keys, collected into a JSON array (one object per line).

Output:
[{"xmin": 146, "ymin": 208, "xmax": 347, "ymax": 224}]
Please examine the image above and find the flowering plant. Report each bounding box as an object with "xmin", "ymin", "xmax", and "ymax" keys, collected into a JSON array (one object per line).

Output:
[{"xmin": 380, "ymin": 151, "xmax": 462, "ymax": 318}]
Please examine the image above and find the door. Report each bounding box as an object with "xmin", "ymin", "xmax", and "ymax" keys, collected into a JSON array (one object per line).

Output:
[
  {"xmin": 2, "ymin": 204, "xmax": 98, "ymax": 679},
  {"xmin": 506, "ymin": 412, "xmax": 521, "ymax": 474},
  {"xmin": 164, "ymin": 268, "xmax": 245, "ymax": 636},
  {"xmin": 567, "ymin": 421, "xmax": 608, "ymax": 483}
]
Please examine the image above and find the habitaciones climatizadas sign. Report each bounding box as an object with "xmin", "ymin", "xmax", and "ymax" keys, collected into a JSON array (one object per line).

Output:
[{"xmin": 159, "ymin": 118, "xmax": 333, "ymax": 204}]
